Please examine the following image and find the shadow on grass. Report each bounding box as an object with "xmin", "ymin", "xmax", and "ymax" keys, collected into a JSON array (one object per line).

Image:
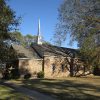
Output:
[
  {"xmin": 21, "ymin": 78, "xmax": 100, "ymax": 100},
  {"xmin": 0, "ymin": 83, "xmax": 30, "ymax": 100}
]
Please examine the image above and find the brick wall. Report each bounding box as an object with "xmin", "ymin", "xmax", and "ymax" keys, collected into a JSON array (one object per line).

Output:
[
  {"xmin": 18, "ymin": 58, "xmax": 42, "ymax": 76},
  {"xmin": 44, "ymin": 56, "xmax": 70, "ymax": 78},
  {"xmin": 18, "ymin": 57, "xmax": 86, "ymax": 78}
]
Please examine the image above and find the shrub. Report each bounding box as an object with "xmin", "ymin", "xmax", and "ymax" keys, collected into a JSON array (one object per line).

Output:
[
  {"xmin": 2, "ymin": 69, "xmax": 10, "ymax": 80},
  {"xmin": 93, "ymin": 66, "xmax": 100, "ymax": 76},
  {"xmin": 24, "ymin": 73, "xmax": 31, "ymax": 79},
  {"xmin": 2, "ymin": 68, "xmax": 20, "ymax": 80},
  {"xmin": 10, "ymin": 68, "xmax": 20, "ymax": 79},
  {"xmin": 37, "ymin": 71, "xmax": 44, "ymax": 78}
]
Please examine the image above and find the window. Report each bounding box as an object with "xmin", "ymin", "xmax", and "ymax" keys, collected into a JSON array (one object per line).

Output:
[
  {"xmin": 61, "ymin": 64, "xmax": 64, "ymax": 72},
  {"xmin": 52, "ymin": 63, "xmax": 56, "ymax": 73}
]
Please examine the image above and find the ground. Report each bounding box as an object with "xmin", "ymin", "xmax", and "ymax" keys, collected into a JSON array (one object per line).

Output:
[
  {"xmin": 0, "ymin": 84, "xmax": 31, "ymax": 100},
  {"xmin": 0, "ymin": 76, "xmax": 100, "ymax": 100},
  {"xmin": 0, "ymin": 80, "xmax": 56, "ymax": 100}
]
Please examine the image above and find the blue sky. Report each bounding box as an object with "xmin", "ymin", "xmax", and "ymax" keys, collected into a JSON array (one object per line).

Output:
[{"xmin": 8, "ymin": 0, "xmax": 77, "ymax": 48}]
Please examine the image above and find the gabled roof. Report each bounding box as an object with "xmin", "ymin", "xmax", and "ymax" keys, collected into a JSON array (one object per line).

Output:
[
  {"xmin": 31, "ymin": 44, "xmax": 79, "ymax": 58},
  {"xmin": 11, "ymin": 43, "xmax": 79, "ymax": 60},
  {"xmin": 11, "ymin": 44, "xmax": 41, "ymax": 59}
]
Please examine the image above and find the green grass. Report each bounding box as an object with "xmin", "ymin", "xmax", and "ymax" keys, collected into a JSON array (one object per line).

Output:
[
  {"xmin": 12, "ymin": 76, "xmax": 100, "ymax": 100},
  {"xmin": 0, "ymin": 84, "xmax": 31, "ymax": 100}
]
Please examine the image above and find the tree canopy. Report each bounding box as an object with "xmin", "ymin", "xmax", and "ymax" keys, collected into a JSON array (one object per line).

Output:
[
  {"xmin": 0, "ymin": 0, "xmax": 20, "ymax": 62},
  {"xmin": 55, "ymin": 0, "xmax": 100, "ymax": 45},
  {"xmin": 0, "ymin": 0, "xmax": 20, "ymax": 40},
  {"xmin": 54, "ymin": 0, "xmax": 100, "ymax": 68}
]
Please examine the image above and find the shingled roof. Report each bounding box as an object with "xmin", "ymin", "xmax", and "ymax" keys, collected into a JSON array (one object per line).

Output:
[
  {"xmin": 31, "ymin": 43, "xmax": 79, "ymax": 58},
  {"xmin": 11, "ymin": 44, "xmax": 41, "ymax": 59},
  {"xmin": 11, "ymin": 43, "xmax": 79, "ymax": 60}
]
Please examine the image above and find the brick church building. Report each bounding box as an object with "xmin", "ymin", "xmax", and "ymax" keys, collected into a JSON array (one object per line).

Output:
[{"xmin": 7, "ymin": 19, "xmax": 88, "ymax": 78}]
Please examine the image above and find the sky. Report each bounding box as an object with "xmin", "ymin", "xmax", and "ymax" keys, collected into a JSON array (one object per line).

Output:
[{"xmin": 8, "ymin": 0, "xmax": 77, "ymax": 49}]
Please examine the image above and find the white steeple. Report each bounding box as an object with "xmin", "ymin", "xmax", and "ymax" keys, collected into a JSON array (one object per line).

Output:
[{"xmin": 37, "ymin": 19, "xmax": 42, "ymax": 45}]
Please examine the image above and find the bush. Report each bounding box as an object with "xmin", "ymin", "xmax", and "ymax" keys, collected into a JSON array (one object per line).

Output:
[
  {"xmin": 93, "ymin": 66, "xmax": 100, "ymax": 76},
  {"xmin": 2, "ymin": 68, "xmax": 20, "ymax": 80},
  {"xmin": 10, "ymin": 68, "xmax": 20, "ymax": 79},
  {"xmin": 2, "ymin": 69, "xmax": 10, "ymax": 80},
  {"xmin": 37, "ymin": 71, "xmax": 44, "ymax": 78},
  {"xmin": 24, "ymin": 73, "xmax": 31, "ymax": 79}
]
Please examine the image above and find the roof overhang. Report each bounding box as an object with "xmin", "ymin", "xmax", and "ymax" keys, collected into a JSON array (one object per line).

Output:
[{"xmin": 18, "ymin": 58, "xmax": 31, "ymax": 60}]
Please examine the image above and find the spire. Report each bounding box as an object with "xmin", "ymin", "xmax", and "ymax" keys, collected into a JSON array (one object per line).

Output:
[
  {"xmin": 37, "ymin": 18, "xmax": 42, "ymax": 45},
  {"xmin": 38, "ymin": 18, "xmax": 40, "ymax": 35}
]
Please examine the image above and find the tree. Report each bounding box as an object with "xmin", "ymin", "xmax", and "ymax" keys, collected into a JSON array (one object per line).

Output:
[
  {"xmin": 9, "ymin": 32, "xmax": 39, "ymax": 47},
  {"xmin": 9, "ymin": 31, "xmax": 24, "ymax": 45},
  {"xmin": 24, "ymin": 34, "xmax": 37, "ymax": 46},
  {"xmin": 10, "ymin": 31, "xmax": 23, "ymax": 41},
  {"xmin": 0, "ymin": 41, "xmax": 17, "ymax": 62},
  {"xmin": 0, "ymin": 0, "xmax": 20, "ymax": 62},
  {"xmin": 54, "ymin": 0, "xmax": 100, "ymax": 76},
  {"xmin": 0, "ymin": 0, "xmax": 20, "ymax": 40},
  {"xmin": 56, "ymin": 0, "xmax": 100, "ymax": 45}
]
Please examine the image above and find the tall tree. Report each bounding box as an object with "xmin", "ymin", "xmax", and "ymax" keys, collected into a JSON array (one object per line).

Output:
[
  {"xmin": 0, "ymin": 0, "xmax": 20, "ymax": 40},
  {"xmin": 55, "ymin": 0, "xmax": 100, "ymax": 45},
  {"xmin": 54, "ymin": 0, "xmax": 100, "ymax": 75},
  {"xmin": 0, "ymin": 0, "xmax": 20, "ymax": 62}
]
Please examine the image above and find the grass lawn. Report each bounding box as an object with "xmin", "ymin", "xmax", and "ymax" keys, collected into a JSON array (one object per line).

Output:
[
  {"xmin": 0, "ymin": 84, "xmax": 31, "ymax": 100},
  {"xmin": 10, "ymin": 76, "xmax": 100, "ymax": 100}
]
